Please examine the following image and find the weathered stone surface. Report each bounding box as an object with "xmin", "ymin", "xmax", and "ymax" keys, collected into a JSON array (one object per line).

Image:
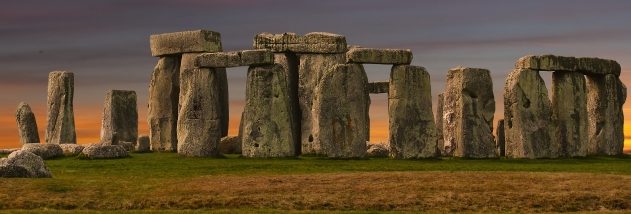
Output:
[
  {"xmin": 21, "ymin": 143, "xmax": 64, "ymax": 160},
  {"xmin": 313, "ymin": 64, "xmax": 369, "ymax": 158},
  {"xmin": 254, "ymin": 32, "xmax": 347, "ymax": 53},
  {"xmin": 443, "ymin": 67, "xmax": 497, "ymax": 158},
  {"xmin": 272, "ymin": 53, "xmax": 301, "ymax": 155},
  {"xmin": 389, "ymin": 65, "xmax": 437, "ymax": 158},
  {"xmin": 435, "ymin": 93, "xmax": 445, "ymax": 156},
  {"xmin": 177, "ymin": 53, "xmax": 223, "ymax": 157},
  {"xmin": 299, "ymin": 53, "xmax": 346, "ymax": 155},
  {"xmin": 0, "ymin": 148, "xmax": 19, "ymax": 155},
  {"xmin": 219, "ymin": 136, "xmax": 241, "ymax": 154},
  {"xmin": 59, "ymin": 144, "xmax": 84, "ymax": 156},
  {"xmin": 496, "ymin": 119, "xmax": 505, "ymax": 157},
  {"xmin": 504, "ymin": 68, "xmax": 555, "ymax": 159},
  {"xmin": 367, "ymin": 81, "xmax": 389, "ymax": 94},
  {"xmin": 551, "ymin": 71, "xmax": 588, "ymax": 157},
  {"xmin": 16, "ymin": 102, "xmax": 40, "ymax": 144},
  {"xmin": 135, "ymin": 135, "xmax": 150, "ymax": 153},
  {"xmin": 46, "ymin": 71, "xmax": 76, "ymax": 144},
  {"xmin": 516, "ymin": 55, "xmax": 620, "ymax": 76},
  {"xmin": 241, "ymin": 64, "xmax": 297, "ymax": 157},
  {"xmin": 366, "ymin": 142, "xmax": 389, "ymax": 158},
  {"xmin": 119, "ymin": 141, "xmax": 134, "ymax": 152},
  {"xmin": 586, "ymin": 74, "xmax": 626, "ymax": 155},
  {"xmin": 150, "ymin": 30, "xmax": 222, "ymax": 57},
  {"xmin": 195, "ymin": 49, "xmax": 274, "ymax": 68},
  {"xmin": 80, "ymin": 144, "xmax": 129, "ymax": 159},
  {"xmin": 346, "ymin": 48, "xmax": 412, "ymax": 65},
  {"xmin": 148, "ymin": 56, "xmax": 180, "ymax": 152},
  {"xmin": 0, "ymin": 150, "xmax": 51, "ymax": 178},
  {"xmin": 100, "ymin": 90, "xmax": 138, "ymax": 146}
]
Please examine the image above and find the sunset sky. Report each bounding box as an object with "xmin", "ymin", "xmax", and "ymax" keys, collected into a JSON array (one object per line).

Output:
[{"xmin": 1, "ymin": 0, "xmax": 631, "ymax": 152}]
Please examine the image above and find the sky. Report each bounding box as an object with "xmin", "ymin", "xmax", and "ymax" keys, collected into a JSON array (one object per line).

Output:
[{"xmin": 1, "ymin": 0, "xmax": 631, "ymax": 152}]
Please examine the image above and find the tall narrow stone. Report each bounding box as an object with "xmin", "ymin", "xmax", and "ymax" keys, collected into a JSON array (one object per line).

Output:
[
  {"xmin": 272, "ymin": 53, "xmax": 300, "ymax": 155},
  {"xmin": 313, "ymin": 64, "xmax": 369, "ymax": 158},
  {"xmin": 46, "ymin": 71, "xmax": 76, "ymax": 144},
  {"xmin": 586, "ymin": 74, "xmax": 626, "ymax": 155},
  {"xmin": 177, "ymin": 53, "xmax": 223, "ymax": 157},
  {"xmin": 496, "ymin": 119, "xmax": 505, "ymax": 157},
  {"xmin": 100, "ymin": 90, "xmax": 138, "ymax": 145},
  {"xmin": 241, "ymin": 64, "xmax": 297, "ymax": 157},
  {"xmin": 389, "ymin": 65, "xmax": 437, "ymax": 158},
  {"xmin": 551, "ymin": 71, "xmax": 588, "ymax": 157},
  {"xmin": 148, "ymin": 56, "xmax": 180, "ymax": 152},
  {"xmin": 504, "ymin": 68, "xmax": 555, "ymax": 159},
  {"xmin": 16, "ymin": 102, "xmax": 40, "ymax": 144},
  {"xmin": 435, "ymin": 93, "xmax": 445, "ymax": 156}
]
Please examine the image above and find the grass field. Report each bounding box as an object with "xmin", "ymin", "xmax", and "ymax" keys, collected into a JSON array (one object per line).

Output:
[{"xmin": 1, "ymin": 153, "xmax": 631, "ymax": 213}]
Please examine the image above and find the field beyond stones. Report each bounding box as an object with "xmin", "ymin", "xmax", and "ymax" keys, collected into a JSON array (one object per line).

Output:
[{"xmin": 1, "ymin": 153, "xmax": 631, "ymax": 213}]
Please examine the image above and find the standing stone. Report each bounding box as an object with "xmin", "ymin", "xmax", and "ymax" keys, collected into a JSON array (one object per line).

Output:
[
  {"xmin": 271, "ymin": 53, "xmax": 300, "ymax": 155},
  {"xmin": 586, "ymin": 74, "xmax": 626, "ymax": 155},
  {"xmin": 100, "ymin": 90, "xmax": 138, "ymax": 146},
  {"xmin": 299, "ymin": 53, "xmax": 346, "ymax": 155},
  {"xmin": 389, "ymin": 65, "xmax": 437, "ymax": 158},
  {"xmin": 46, "ymin": 71, "xmax": 76, "ymax": 144},
  {"xmin": 443, "ymin": 67, "xmax": 496, "ymax": 158},
  {"xmin": 313, "ymin": 64, "xmax": 369, "ymax": 158},
  {"xmin": 551, "ymin": 71, "xmax": 588, "ymax": 157},
  {"xmin": 241, "ymin": 64, "xmax": 297, "ymax": 157},
  {"xmin": 16, "ymin": 102, "xmax": 40, "ymax": 144},
  {"xmin": 135, "ymin": 135, "xmax": 150, "ymax": 153},
  {"xmin": 435, "ymin": 93, "xmax": 445, "ymax": 156},
  {"xmin": 177, "ymin": 53, "xmax": 223, "ymax": 157},
  {"xmin": 148, "ymin": 56, "xmax": 180, "ymax": 152},
  {"xmin": 496, "ymin": 119, "xmax": 505, "ymax": 157},
  {"xmin": 504, "ymin": 68, "xmax": 555, "ymax": 159}
]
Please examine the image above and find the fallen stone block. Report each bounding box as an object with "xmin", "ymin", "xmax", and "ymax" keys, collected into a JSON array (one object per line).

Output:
[
  {"xmin": 0, "ymin": 150, "xmax": 52, "ymax": 178},
  {"xmin": 80, "ymin": 144, "xmax": 129, "ymax": 159},
  {"xmin": 135, "ymin": 135, "xmax": 150, "ymax": 153},
  {"xmin": 21, "ymin": 143, "xmax": 64, "ymax": 160},
  {"xmin": 366, "ymin": 142, "xmax": 389, "ymax": 158},
  {"xmin": 219, "ymin": 136, "xmax": 241, "ymax": 154},
  {"xmin": 59, "ymin": 144, "xmax": 84, "ymax": 156},
  {"xmin": 150, "ymin": 30, "xmax": 222, "ymax": 57},
  {"xmin": 346, "ymin": 48, "xmax": 412, "ymax": 65},
  {"xmin": 195, "ymin": 49, "xmax": 274, "ymax": 68}
]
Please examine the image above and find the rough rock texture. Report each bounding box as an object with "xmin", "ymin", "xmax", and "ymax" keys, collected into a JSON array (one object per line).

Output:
[
  {"xmin": 313, "ymin": 64, "xmax": 369, "ymax": 158},
  {"xmin": 150, "ymin": 30, "xmax": 222, "ymax": 57},
  {"xmin": 0, "ymin": 150, "xmax": 51, "ymax": 178},
  {"xmin": 254, "ymin": 32, "xmax": 347, "ymax": 53},
  {"xmin": 21, "ymin": 143, "xmax": 64, "ymax": 160},
  {"xmin": 435, "ymin": 93, "xmax": 445, "ymax": 156},
  {"xmin": 299, "ymin": 53, "xmax": 346, "ymax": 155},
  {"xmin": 135, "ymin": 135, "xmax": 150, "ymax": 153},
  {"xmin": 16, "ymin": 102, "xmax": 40, "ymax": 144},
  {"xmin": 504, "ymin": 68, "xmax": 555, "ymax": 159},
  {"xmin": 496, "ymin": 119, "xmax": 505, "ymax": 157},
  {"xmin": 366, "ymin": 142, "xmax": 389, "ymax": 158},
  {"xmin": 80, "ymin": 144, "xmax": 129, "ymax": 159},
  {"xmin": 271, "ymin": 53, "xmax": 301, "ymax": 155},
  {"xmin": 46, "ymin": 71, "xmax": 76, "ymax": 144},
  {"xmin": 367, "ymin": 81, "xmax": 389, "ymax": 94},
  {"xmin": 219, "ymin": 136, "xmax": 241, "ymax": 154},
  {"xmin": 59, "ymin": 144, "xmax": 84, "ymax": 156},
  {"xmin": 443, "ymin": 67, "xmax": 497, "ymax": 158},
  {"xmin": 515, "ymin": 55, "xmax": 621, "ymax": 76},
  {"xmin": 177, "ymin": 53, "xmax": 224, "ymax": 157},
  {"xmin": 0, "ymin": 148, "xmax": 19, "ymax": 155},
  {"xmin": 195, "ymin": 49, "xmax": 274, "ymax": 68},
  {"xmin": 346, "ymin": 48, "xmax": 412, "ymax": 65},
  {"xmin": 586, "ymin": 74, "xmax": 626, "ymax": 155},
  {"xmin": 100, "ymin": 90, "xmax": 138, "ymax": 145},
  {"xmin": 148, "ymin": 56, "xmax": 180, "ymax": 152},
  {"xmin": 119, "ymin": 141, "xmax": 135, "ymax": 152},
  {"xmin": 389, "ymin": 65, "xmax": 438, "ymax": 159},
  {"xmin": 551, "ymin": 71, "xmax": 588, "ymax": 157},
  {"xmin": 241, "ymin": 64, "xmax": 297, "ymax": 157}
]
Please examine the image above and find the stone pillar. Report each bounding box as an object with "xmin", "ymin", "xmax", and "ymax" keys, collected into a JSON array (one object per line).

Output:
[
  {"xmin": 272, "ymin": 53, "xmax": 301, "ymax": 155},
  {"xmin": 241, "ymin": 64, "xmax": 297, "ymax": 157},
  {"xmin": 148, "ymin": 56, "xmax": 180, "ymax": 152},
  {"xmin": 551, "ymin": 71, "xmax": 588, "ymax": 157},
  {"xmin": 16, "ymin": 102, "xmax": 40, "ymax": 144},
  {"xmin": 504, "ymin": 68, "xmax": 555, "ymax": 159},
  {"xmin": 45, "ymin": 71, "xmax": 76, "ymax": 144},
  {"xmin": 100, "ymin": 90, "xmax": 138, "ymax": 145},
  {"xmin": 389, "ymin": 65, "xmax": 438, "ymax": 158},
  {"xmin": 313, "ymin": 64, "xmax": 369, "ymax": 158},
  {"xmin": 586, "ymin": 74, "xmax": 626, "ymax": 155},
  {"xmin": 435, "ymin": 93, "xmax": 445, "ymax": 156},
  {"xmin": 496, "ymin": 119, "xmax": 505, "ymax": 157}
]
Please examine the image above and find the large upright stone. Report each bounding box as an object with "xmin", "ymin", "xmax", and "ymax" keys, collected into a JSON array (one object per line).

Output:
[
  {"xmin": 504, "ymin": 68, "xmax": 555, "ymax": 159},
  {"xmin": 16, "ymin": 102, "xmax": 40, "ymax": 144},
  {"xmin": 177, "ymin": 53, "xmax": 224, "ymax": 157},
  {"xmin": 435, "ymin": 93, "xmax": 445, "ymax": 156},
  {"xmin": 443, "ymin": 67, "xmax": 496, "ymax": 158},
  {"xmin": 586, "ymin": 74, "xmax": 626, "ymax": 155},
  {"xmin": 496, "ymin": 119, "xmax": 505, "ymax": 157},
  {"xmin": 148, "ymin": 56, "xmax": 180, "ymax": 152},
  {"xmin": 551, "ymin": 71, "xmax": 588, "ymax": 157},
  {"xmin": 298, "ymin": 53, "xmax": 346, "ymax": 155},
  {"xmin": 271, "ymin": 53, "xmax": 300, "ymax": 155},
  {"xmin": 241, "ymin": 64, "xmax": 297, "ymax": 157},
  {"xmin": 389, "ymin": 65, "xmax": 438, "ymax": 158},
  {"xmin": 46, "ymin": 71, "xmax": 76, "ymax": 144},
  {"xmin": 100, "ymin": 90, "xmax": 138, "ymax": 145},
  {"xmin": 313, "ymin": 64, "xmax": 369, "ymax": 158},
  {"xmin": 150, "ymin": 30, "xmax": 222, "ymax": 57}
]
